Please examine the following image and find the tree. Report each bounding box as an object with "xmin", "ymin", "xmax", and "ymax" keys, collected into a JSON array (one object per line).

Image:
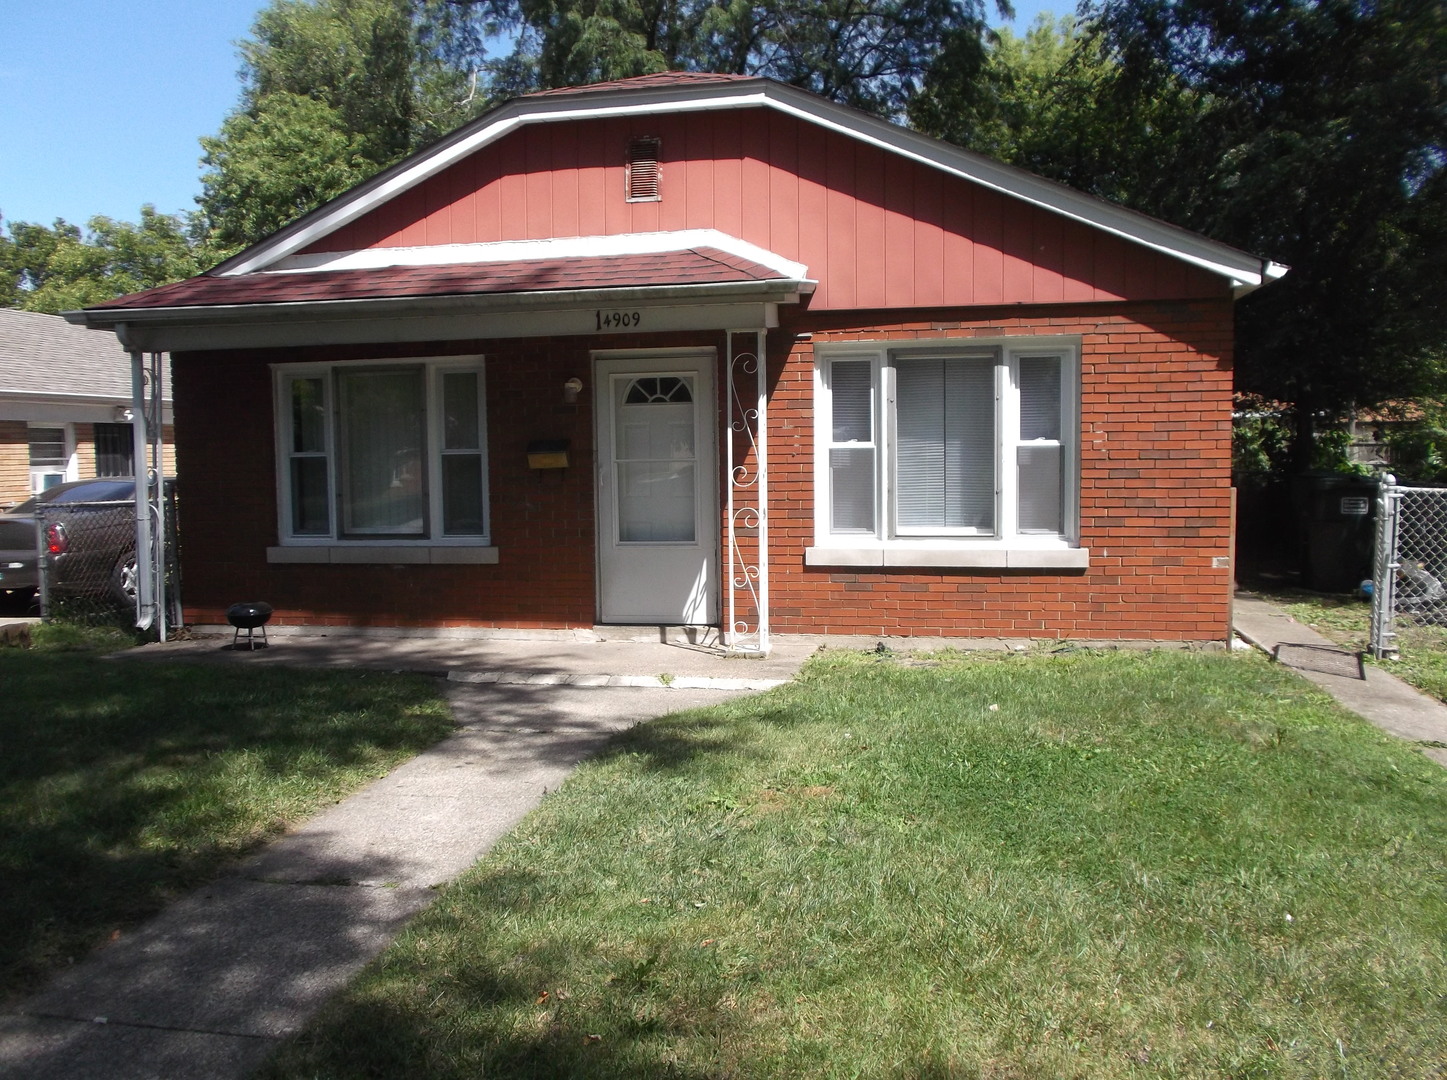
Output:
[
  {"xmin": 488, "ymin": 0, "xmax": 1003, "ymax": 118},
  {"xmin": 917, "ymin": 1, "xmax": 1447, "ymax": 469},
  {"xmin": 198, "ymin": 0, "xmax": 501, "ymax": 252},
  {"xmin": 910, "ymin": 15, "xmax": 1201, "ymax": 206},
  {"xmin": 196, "ymin": 0, "xmax": 1006, "ymax": 250},
  {"xmin": 1089, "ymin": 0, "xmax": 1447, "ymax": 466},
  {"xmin": 0, "ymin": 208, "xmax": 208, "ymax": 315},
  {"xmin": 199, "ymin": 93, "xmax": 374, "ymax": 252}
]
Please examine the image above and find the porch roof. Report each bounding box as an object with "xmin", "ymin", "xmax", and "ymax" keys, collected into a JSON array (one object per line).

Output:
[{"xmin": 67, "ymin": 236, "xmax": 813, "ymax": 354}]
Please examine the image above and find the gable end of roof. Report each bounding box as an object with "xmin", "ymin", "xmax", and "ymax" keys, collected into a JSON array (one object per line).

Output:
[{"xmin": 208, "ymin": 74, "xmax": 1281, "ymax": 292}]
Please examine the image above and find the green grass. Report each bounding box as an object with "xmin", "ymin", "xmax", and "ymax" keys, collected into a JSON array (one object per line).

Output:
[
  {"xmin": 1253, "ymin": 587, "xmax": 1447, "ymax": 704},
  {"xmin": 0, "ymin": 630, "xmax": 455, "ymax": 1002},
  {"xmin": 263, "ymin": 649, "xmax": 1447, "ymax": 1079}
]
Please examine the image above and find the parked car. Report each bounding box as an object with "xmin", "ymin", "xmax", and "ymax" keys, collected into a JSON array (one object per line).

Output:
[{"xmin": 0, "ymin": 477, "xmax": 161, "ymax": 607}]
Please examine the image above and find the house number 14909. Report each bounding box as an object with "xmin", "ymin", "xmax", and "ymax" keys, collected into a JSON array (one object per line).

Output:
[{"xmin": 595, "ymin": 310, "xmax": 642, "ymax": 331}]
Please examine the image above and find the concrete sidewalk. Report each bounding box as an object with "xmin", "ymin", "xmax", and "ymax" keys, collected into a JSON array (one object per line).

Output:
[
  {"xmin": 0, "ymin": 634, "xmax": 816, "ymax": 1080},
  {"xmin": 1233, "ymin": 591, "xmax": 1447, "ymax": 768}
]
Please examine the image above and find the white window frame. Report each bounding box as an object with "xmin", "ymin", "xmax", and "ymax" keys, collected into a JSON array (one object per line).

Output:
[
  {"xmin": 268, "ymin": 356, "xmax": 498, "ymax": 565},
  {"xmin": 807, "ymin": 339, "xmax": 1087, "ymax": 570},
  {"xmin": 28, "ymin": 423, "xmax": 75, "ymax": 493}
]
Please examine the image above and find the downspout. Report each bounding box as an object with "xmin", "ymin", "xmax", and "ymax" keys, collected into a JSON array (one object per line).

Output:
[{"xmin": 116, "ymin": 324, "xmax": 156, "ymax": 634}]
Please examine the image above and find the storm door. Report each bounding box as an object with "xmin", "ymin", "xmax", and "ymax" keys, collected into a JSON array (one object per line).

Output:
[{"xmin": 595, "ymin": 353, "xmax": 718, "ymax": 623}]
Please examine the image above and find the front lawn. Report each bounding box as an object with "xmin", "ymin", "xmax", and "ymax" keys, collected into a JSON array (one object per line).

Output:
[
  {"xmin": 264, "ymin": 648, "xmax": 1446, "ymax": 1079},
  {"xmin": 0, "ymin": 627, "xmax": 454, "ymax": 1002}
]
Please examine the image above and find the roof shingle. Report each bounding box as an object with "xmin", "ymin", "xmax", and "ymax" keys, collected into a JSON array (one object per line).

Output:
[
  {"xmin": 525, "ymin": 72, "xmax": 762, "ymax": 98},
  {"xmin": 0, "ymin": 308, "xmax": 141, "ymax": 399},
  {"xmin": 89, "ymin": 247, "xmax": 793, "ymax": 312}
]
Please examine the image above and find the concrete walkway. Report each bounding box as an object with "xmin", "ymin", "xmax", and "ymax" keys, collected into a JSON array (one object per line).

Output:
[
  {"xmin": 0, "ymin": 633, "xmax": 816, "ymax": 1080},
  {"xmin": 1233, "ymin": 591, "xmax": 1447, "ymax": 768}
]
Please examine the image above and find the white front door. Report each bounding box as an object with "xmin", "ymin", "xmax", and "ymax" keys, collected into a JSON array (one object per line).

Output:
[{"xmin": 596, "ymin": 353, "xmax": 718, "ymax": 624}]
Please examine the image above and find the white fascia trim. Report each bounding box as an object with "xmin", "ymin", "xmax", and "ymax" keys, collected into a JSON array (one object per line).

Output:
[
  {"xmin": 269, "ymin": 229, "xmax": 811, "ymax": 280},
  {"xmin": 0, "ymin": 390, "xmax": 140, "ymax": 407},
  {"xmin": 219, "ymin": 80, "xmax": 1278, "ymax": 290}
]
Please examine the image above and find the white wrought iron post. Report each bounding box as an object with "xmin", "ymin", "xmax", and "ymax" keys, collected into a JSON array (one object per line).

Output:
[{"xmin": 725, "ymin": 329, "xmax": 769, "ymax": 655}]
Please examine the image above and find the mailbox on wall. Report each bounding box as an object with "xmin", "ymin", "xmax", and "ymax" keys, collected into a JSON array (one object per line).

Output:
[{"xmin": 527, "ymin": 439, "xmax": 570, "ymax": 469}]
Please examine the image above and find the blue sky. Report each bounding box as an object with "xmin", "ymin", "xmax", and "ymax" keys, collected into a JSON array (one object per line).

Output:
[{"xmin": 0, "ymin": 0, "xmax": 1060, "ymax": 231}]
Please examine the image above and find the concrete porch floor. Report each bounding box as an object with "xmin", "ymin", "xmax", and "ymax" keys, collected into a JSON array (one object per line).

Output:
[{"xmin": 123, "ymin": 623, "xmax": 827, "ymax": 688}]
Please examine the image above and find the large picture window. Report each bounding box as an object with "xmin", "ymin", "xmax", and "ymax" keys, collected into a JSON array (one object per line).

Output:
[
  {"xmin": 274, "ymin": 357, "xmax": 489, "ymax": 544},
  {"xmin": 812, "ymin": 342, "xmax": 1081, "ymax": 568}
]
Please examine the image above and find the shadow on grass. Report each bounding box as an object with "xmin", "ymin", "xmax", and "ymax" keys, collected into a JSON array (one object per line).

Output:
[
  {"xmin": 269, "ymin": 995, "xmax": 731, "ymax": 1080},
  {"xmin": 0, "ymin": 650, "xmax": 452, "ymax": 1003},
  {"xmin": 592, "ymin": 703, "xmax": 811, "ymax": 774}
]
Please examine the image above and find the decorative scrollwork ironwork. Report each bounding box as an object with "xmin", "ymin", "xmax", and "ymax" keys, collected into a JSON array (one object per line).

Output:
[{"xmin": 726, "ymin": 335, "xmax": 769, "ymax": 654}]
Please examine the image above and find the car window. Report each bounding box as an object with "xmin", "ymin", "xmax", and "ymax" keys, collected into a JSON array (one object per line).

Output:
[{"xmin": 43, "ymin": 481, "xmax": 135, "ymax": 504}]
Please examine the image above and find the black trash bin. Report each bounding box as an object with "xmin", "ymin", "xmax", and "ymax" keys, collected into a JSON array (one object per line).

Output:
[{"xmin": 1292, "ymin": 473, "xmax": 1380, "ymax": 592}]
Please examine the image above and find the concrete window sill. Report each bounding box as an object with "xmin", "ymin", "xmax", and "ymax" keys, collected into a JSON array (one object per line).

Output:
[{"xmin": 804, "ymin": 545, "xmax": 1089, "ymax": 570}]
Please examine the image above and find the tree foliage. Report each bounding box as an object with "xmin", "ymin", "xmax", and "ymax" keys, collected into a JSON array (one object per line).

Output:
[
  {"xmin": 199, "ymin": 93, "xmax": 375, "ymax": 252},
  {"xmin": 488, "ymin": 0, "xmax": 998, "ymax": 118},
  {"xmin": 1088, "ymin": 0, "xmax": 1447, "ymax": 432},
  {"xmin": 197, "ymin": 0, "xmax": 500, "ymax": 254},
  {"xmin": 0, "ymin": 209, "xmax": 207, "ymax": 315},
  {"xmin": 916, "ymin": 1, "xmax": 1447, "ymax": 466},
  {"xmin": 910, "ymin": 15, "xmax": 1200, "ymax": 206}
]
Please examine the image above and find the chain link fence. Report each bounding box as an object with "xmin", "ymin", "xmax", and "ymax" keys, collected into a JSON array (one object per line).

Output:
[
  {"xmin": 1370, "ymin": 482, "xmax": 1447, "ymax": 658},
  {"xmin": 37, "ymin": 488, "xmax": 179, "ymax": 629}
]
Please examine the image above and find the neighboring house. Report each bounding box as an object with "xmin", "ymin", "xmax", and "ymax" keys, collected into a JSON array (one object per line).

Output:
[
  {"xmin": 69, "ymin": 73, "xmax": 1284, "ymax": 647},
  {"xmin": 0, "ymin": 308, "xmax": 173, "ymax": 508}
]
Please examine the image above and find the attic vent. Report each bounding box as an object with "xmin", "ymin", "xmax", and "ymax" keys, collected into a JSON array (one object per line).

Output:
[{"xmin": 626, "ymin": 137, "xmax": 661, "ymax": 202}]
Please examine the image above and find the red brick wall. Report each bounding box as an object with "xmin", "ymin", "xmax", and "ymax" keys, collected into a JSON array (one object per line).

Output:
[
  {"xmin": 172, "ymin": 299, "xmax": 1233, "ymax": 640},
  {"xmin": 767, "ymin": 299, "xmax": 1235, "ymax": 641},
  {"xmin": 172, "ymin": 332, "xmax": 723, "ymax": 630}
]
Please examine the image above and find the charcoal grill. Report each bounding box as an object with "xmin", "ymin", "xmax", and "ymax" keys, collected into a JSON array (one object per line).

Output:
[{"xmin": 226, "ymin": 601, "xmax": 273, "ymax": 650}]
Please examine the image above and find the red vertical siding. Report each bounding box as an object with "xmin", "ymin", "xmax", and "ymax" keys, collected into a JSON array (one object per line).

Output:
[{"xmin": 306, "ymin": 111, "xmax": 1224, "ymax": 308}]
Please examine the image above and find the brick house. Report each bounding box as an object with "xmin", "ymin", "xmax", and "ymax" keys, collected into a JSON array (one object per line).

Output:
[
  {"xmin": 0, "ymin": 308, "xmax": 173, "ymax": 508},
  {"xmin": 69, "ymin": 73, "xmax": 1283, "ymax": 648}
]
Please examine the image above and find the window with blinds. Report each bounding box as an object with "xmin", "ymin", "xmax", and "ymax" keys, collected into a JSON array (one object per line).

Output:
[
  {"xmin": 817, "ymin": 344, "xmax": 1075, "ymax": 546},
  {"xmin": 895, "ymin": 355, "xmax": 996, "ymax": 533},
  {"xmin": 276, "ymin": 358, "xmax": 490, "ymax": 543}
]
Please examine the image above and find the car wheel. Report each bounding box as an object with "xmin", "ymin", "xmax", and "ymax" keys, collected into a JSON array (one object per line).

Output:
[{"xmin": 110, "ymin": 556, "xmax": 139, "ymax": 607}]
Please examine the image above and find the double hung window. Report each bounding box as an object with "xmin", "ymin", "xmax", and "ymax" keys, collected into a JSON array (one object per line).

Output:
[
  {"xmin": 275, "ymin": 357, "xmax": 489, "ymax": 544},
  {"xmin": 813, "ymin": 342, "xmax": 1079, "ymax": 566},
  {"xmin": 29, "ymin": 425, "xmax": 70, "ymax": 492}
]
